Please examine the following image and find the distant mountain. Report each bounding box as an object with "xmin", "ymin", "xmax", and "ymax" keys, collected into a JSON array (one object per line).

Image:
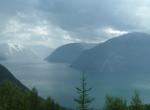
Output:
[
  {"xmin": 46, "ymin": 43, "xmax": 96, "ymax": 63},
  {"xmin": 71, "ymin": 32, "xmax": 150, "ymax": 73},
  {"xmin": 0, "ymin": 64, "xmax": 28, "ymax": 91},
  {"xmin": 0, "ymin": 43, "xmax": 40, "ymax": 62}
]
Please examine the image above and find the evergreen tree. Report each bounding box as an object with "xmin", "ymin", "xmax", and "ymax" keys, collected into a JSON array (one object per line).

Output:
[
  {"xmin": 28, "ymin": 87, "xmax": 39, "ymax": 110},
  {"xmin": 129, "ymin": 92, "xmax": 144, "ymax": 110},
  {"xmin": 74, "ymin": 73, "xmax": 94, "ymax": 110},
  {"xmin": 103, "ymin": 95, "xmax": 127, "ymax": 110},
  {"xmin": 51, "ymin": 99, "xmax": 56, "ymax": 110},
  {"xmin": 45, "ymin": 96, "xmax": 61, "ymax": 110},
  {"xmin": 0, "ymin": 80, "xmax": 28, "ymax": 110},
  {"xmin": 45, "ymin": 96, "xmax": 52, "ymax": 110},
  {"xmin": 0, "ymin": 80, "xmax": 61, "ymax": 110},
  {"xmin": 55, "ymin": 102, "xmax": 61, "ymax": 110},
  {"xmin": 144, "ymin": 104, "xmax": 150, "ymax": 110}
]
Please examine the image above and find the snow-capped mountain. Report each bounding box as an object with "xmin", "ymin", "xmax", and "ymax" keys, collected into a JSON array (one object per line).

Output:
[{"xmin": 0, "ymin": 43, "xmax": 40, "ymax": 62}]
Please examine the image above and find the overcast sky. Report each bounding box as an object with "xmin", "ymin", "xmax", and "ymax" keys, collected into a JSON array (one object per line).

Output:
[{"xmin": 0, "ymin": 0, "xmax": 150, "ymax": 48}]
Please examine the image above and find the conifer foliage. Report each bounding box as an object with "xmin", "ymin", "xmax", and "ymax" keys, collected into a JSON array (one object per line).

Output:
[
  {"xmin": 103, "ymin": 95, "xmax": 127, "ymax": 110},
  {"xmin": 129, "ymin": 92, "xmax": 144, "ymax": 110},
  {"xmin": 0, "ymin": 80, "xmax": 61, "ymax": 110},
  {"xmin": 74, "ymin": 73, "xmax": 94, "ymax": 110}
]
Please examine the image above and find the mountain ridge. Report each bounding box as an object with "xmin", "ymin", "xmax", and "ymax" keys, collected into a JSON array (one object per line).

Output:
[
  {"xmin": 46, "ymin": 43, "xmax": 96, "ymax": 64},
  {"xmin": 0, "ymin": 43, "xmax": 40, "ymax": 62},
  {"xmin": 0, "ymin": 64, "xmax": 28, "ymax": 91},
  {"xmin": 71, "ymin": 32, "xmax": 150, "ymax": 73}
]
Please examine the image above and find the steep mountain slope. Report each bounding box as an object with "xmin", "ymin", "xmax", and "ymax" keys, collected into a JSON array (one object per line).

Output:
[
  {"xmin": 71, "ymin": 32, "xmax": 150, "ymax": 73},
  {"xmin": 46, "ymin": 43, "xmax": 96, "ymax": 63},
  {"xmin": 0, "ymin": 43, "xmax": 40, "ymax": 62},
  {"xmin": 0, "ymin": 64, "xmax": 28, "ymax": 91}
]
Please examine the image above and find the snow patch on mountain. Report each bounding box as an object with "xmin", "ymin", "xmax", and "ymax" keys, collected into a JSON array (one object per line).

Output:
[{"xmin": 0, "ymin": 43, "xmax": 41, "ymax": 62}]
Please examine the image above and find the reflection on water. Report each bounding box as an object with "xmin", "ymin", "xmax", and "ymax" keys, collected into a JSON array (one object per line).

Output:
[{"xmin": 1, "ymin": 60, "xmax": 150, "ymax": 108}]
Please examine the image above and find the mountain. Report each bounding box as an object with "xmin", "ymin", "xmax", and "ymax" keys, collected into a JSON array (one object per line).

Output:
[
  {"xmin": 0, "ymin": 43, "xmax": 40, "ymax": 62},
  {"xmin": 71, "ymin": 32, "xmax": 150, "ymax": 73},
  {"xmin": 45, "ymin": 43, "xmax": 96, "ymax": 64},
  {"xmin": 0, "ymin": 64, "xmax": 28, "ymax": 91}
]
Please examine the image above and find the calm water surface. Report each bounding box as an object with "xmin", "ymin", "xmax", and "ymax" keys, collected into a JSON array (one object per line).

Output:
[{"xmin": 1, "ymin": 60, "xmax": 150, "ymax": 108}]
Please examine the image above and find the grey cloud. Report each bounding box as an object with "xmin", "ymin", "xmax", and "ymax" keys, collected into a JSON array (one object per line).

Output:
[
  {"xmin": 38, "ymin": 0, "xmax": 150, "ymax": 41},
  {"xmin": 0, "ymin": 0, "xmax": 39, "ymax": 33},
  {"xmin": 1, "ymin": 0, "xmax": 150, "ymax": 48}
]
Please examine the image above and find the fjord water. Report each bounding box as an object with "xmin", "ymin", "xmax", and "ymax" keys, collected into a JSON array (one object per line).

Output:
[
  {"xmin": 1, "ymin": 60, "xmax": 150, "ymax": 108},
  {"xmin": 0, "ymin": 61, "xmax": 82, "ymax": 107}
]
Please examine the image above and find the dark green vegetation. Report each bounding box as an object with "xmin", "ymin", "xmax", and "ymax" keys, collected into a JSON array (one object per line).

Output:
[
  {"xmin": 102, "ymin": 92, "xmax": 150, "ymax": 110},
  {"xmin": 73, "ymin": 73, "xmax": 150, "ymax": 110},
  {"xmin": 0, "ymin": 64, "xmax": 28, "ymax": 91},
  {"xmin": 1, "ymin": 66, "xmax": 150, "ymax": 110},
  {"xmin": 2, "ymin": 32, "xmax": 150, "ymax": 109},
  {"xmin": 0, "ymin": 64, "xmax": 62, "ymax": 110},
  {"xmin": 74, "ymin": 73, "xmax": 94, "ymax": 110},
  {"xmin": 0, "ymin": 80, "xmax": 62, "ymax": 110}
]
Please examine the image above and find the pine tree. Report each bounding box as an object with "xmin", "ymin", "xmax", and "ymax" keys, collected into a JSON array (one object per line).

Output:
[
  {"xmin": 0, "ymin": 80, "xmax": 28, "ymax": 110},
  {"xmin": 74, "ymin": 73, "xmax": 94, "ymax": 110},
  {"xmin": 103, "ymin": 95, "xmax": 127, "ymax": 110},
  {"xmin": 55, "ymin": 102, "xmax": 60, "ymax": 110},
  {"xmin": 45, "ymin": 96, "xmax": 52, "ymax": 110},
  {"xmin": 129, "ymin": 92, "xmax": 144, "ymax": 110},
  {"xmin": 0, "ymin": 81, "xmax": 61, "ymax": 110},
  {"xmin": 28, "ymin": 87, "xmax": 38, "ymax": 110}
]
